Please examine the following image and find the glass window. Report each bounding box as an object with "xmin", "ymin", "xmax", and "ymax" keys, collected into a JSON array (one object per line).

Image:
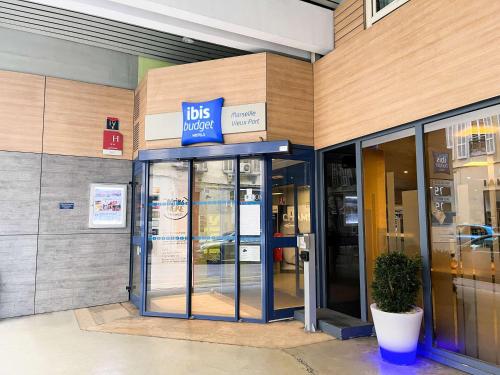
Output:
[
  {"xmin": 425, "ymin": 104, "xmax": 500, "ymax": 367},
  {"xmin": 272, "ymin": 159, "xmax": 311, "ymax": 310},
  {"xmin": 146, "ymin": 161, "xmax": 189, "ymax": 314},
  {"xmin": 362, "ymin": 132, "xmax": 422, "ymax": 318},
  {"xmin": 367, "ymin": 0, "xmax": 409, "ymax": 26},
  {"xmin": 191, "ymin": 159, "xmax": 236, "ymax": 317},
  {"xmin": 239, "ymin": 158, "xmax": 264, "ymax": 319},
  {"xmin": 324, "ymin": 145, "xmax": 361, "ymax": 318}
]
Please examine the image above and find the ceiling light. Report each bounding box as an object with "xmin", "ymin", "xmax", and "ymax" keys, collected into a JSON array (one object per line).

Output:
[{"xmin": 182, "ymin": 36, "xmax": 195, "ymax": 44}]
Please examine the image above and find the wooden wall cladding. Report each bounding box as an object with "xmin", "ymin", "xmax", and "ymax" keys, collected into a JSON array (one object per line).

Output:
[
  {"xmin": 334, "ymin": 0, "xmax": 364, "ymax": 47},
  {"xmin": 143, "ymin": 53, "xmax": 267, "ymax": 150},
  {"xmin": 140, "ymin": 53, "xmax": 314, "ymax": 150},
  {"xmin": 0, "ymin": 71, "xmax": 45, "ymax": 153},
  {"xmin": 266, "ymin": 54, "xmax": 314, "ymax": 146},
  {"xmin": 44, "ymin": 77, "xmax": 134, "ymax": 159},
  {"xmin": 133, "ymin": 77, "xmax": 147, "ymax": 159},
  {"xmin": 315, "ymin": 0, "xmax": 500, "ymax": 149}
]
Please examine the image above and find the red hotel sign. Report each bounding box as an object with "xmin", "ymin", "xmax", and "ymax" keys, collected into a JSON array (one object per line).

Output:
[{"xmin": 103, "ymin": 130, "xmax": 123, "ymax": 156}]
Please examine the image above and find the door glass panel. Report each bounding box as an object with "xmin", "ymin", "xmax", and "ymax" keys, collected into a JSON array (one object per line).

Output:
[
  {"xmin": 272, "ymin": 158, "xmax": 311, "ymax": 312},
  {"xmin": 324, "ymin": 145, "xmax": 361, "ymax": 318},
  {"xmin": 362, "ymin": 133, "xmax": 422, "ymax": 319},
  {"xmin": 146, "ymin": 161, "xmax": 189, "ymax": 314},
  {"xmin": 131, "ymin": 245, "xmax": 141, "ymax": 298},
  {"xmin": 131, "ymin": 170, "xmax": 143, "ymax": 299},
  {"xmin": 273, "ymin": 247, "xmax": 304, "ymax": 309},
  {"xmin": 298, "ymin": 185, "xmax": 311, "ymax": 234},
  {"xmin": 425, "ymin": 105, "xmax": 500, "ymax": 366},
  {"xmin": 239, "ymin": 158, "xmax": 263, "ymax": 319},
  {"xmin": 133, "ymin": 169, "xmax": 142, "ymax": 236},
  {"xmin": 192, "ymin": 159, "xmax": 236, "ymax": 317}
]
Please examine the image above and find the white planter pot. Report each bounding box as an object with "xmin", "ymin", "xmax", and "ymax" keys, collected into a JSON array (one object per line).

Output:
[{"xmin": 370, "ymin": 303, "xmax": 423, "ymax": 365}]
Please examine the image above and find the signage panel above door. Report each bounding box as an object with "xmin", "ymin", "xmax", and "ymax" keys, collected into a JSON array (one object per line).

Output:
[{"xmin": 145, "ymin": 102, "xmax": 266, "ymax": 141}]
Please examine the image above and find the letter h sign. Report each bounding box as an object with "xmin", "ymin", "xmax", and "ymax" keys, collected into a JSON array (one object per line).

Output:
[{"xmin": 103, "ymin": 129, "xmax": 124, "ymax": 156}]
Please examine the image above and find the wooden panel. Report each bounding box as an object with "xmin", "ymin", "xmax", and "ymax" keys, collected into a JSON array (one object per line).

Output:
[
  {"xmin": 334, "ymin": 0, "xmax": 364, "ymax": 46},
  {"xmin": 44, "ymin": 78, "xmax": 134, "ymax": 159},
  {"xmin": 140, "ymin": 53, "xmax": 267, "ymax": 150},
  {"xmin": 0, "ymin": 71, "xmax": 45, "ymax": 153},
  {"xmin": 146, "ymin": 54, "xmax": 266, "ymax": 114},
  {"xmin": 133, "ymin": 77, "xmax": 147, "ymax": 159},
  {"xmin": 315, "ymin": 0, "xmax": 500, "ymax": 149},
  {"xmin": 266, "ymin": 54, "xmax": 314, "ymax": 146}
]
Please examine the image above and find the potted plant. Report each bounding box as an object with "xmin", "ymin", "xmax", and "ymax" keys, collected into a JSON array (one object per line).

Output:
[{"xmin": 370, "ymin": 251, "xmax": 423, "ymax": 365}]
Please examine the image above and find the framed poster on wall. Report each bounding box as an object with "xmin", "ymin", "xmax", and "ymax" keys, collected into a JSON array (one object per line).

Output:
[{"xmin": 88, "ymin": 183, "xmax": 127, "ymax": 228}]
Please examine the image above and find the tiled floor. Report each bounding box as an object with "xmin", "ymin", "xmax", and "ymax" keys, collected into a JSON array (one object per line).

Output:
[{"xmin": 0, "ymin": 305, "xmax": 465, "ymax": 375}]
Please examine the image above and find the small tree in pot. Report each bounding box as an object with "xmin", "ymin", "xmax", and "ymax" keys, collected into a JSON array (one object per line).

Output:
[{"xmin": 371, "ymin": 251, "xmax": 423, "ymax": 365}]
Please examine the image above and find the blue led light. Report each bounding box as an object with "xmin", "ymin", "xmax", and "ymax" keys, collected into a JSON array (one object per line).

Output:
[{"xmin": 379, "ymin": 347, "xmax": 417, "ymax": 365}]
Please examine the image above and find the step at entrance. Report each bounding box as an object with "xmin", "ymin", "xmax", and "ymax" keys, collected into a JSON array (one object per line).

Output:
[{"xmin": 294, "ymin": 308, "xmax": 374, "ymax": 340}]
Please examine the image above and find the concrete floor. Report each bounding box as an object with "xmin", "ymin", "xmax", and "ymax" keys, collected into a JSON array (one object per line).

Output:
[{"xmin": 0, "ymin": 309, "xmax": 464, "ymax": 375}]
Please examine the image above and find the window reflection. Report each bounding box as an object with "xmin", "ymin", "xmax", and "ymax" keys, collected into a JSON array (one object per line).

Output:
[
  {"xmin": 239, "ymin": 158, "xmax": 264, "ymax": 319},
  {"xmin": 191, "ymin": 160, "xmax": 235, "ymax": 317},
  {"xmin": 426, "ymin": 105, "xmax": 500, "ymax": 366},
  {"xmin": 362, "ymin": 133, "xmax": 422, "ymax": 318},
  {"xmin": 146, "ymin": 161, "xmax": 189, "ymax": 314}
]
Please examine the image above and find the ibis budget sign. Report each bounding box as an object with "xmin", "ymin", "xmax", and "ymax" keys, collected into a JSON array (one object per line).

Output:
[
  {"xmin": 181, "ymin": 98, "xmax": 224, "ymax": 146},
  {"xmin": 145, "ymin": 100, "xmax": 266, "ymax": 144}
]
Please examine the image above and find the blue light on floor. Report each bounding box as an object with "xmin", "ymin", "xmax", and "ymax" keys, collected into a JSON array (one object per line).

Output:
[{"xmin": 379, "ymin": 347, "xmax": 417, "ymax": 365}]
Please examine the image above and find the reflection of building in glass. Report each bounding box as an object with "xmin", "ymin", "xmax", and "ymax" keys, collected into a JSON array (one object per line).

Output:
[{"xmin": 426, "ymin": 106, "xmax": 500, "ymax": 365}]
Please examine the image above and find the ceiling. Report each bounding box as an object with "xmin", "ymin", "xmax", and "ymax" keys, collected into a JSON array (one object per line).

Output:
[
  {"xmin": 300, "ymin": 0, "xmax": 342, "ymax": 10},
  {"xmin": 0, "ymin": 0, "xmax": 247, "ymax": 64}
]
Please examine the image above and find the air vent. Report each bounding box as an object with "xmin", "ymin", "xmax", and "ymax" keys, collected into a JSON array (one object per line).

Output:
[
  {"xmin": 133, "ymin": 92, "xmax": 140, "ymax": 123},
  {"xmin": 0, "ymin": 0, "xmax": 247, "ymax": 64},
  {"xmin": 133, "ymin": 122, "xmax": 139, "ymax": 152}
]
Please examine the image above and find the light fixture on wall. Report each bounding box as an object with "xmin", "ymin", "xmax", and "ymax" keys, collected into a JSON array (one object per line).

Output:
[{"xmin": 182, "ymin": 36, "xmax": 195, "ymax": 44}]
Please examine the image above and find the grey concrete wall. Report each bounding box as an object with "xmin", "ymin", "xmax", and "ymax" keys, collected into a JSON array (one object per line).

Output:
[
  {"xmin": 39, "ymin": 155, "xmax": 131, "ymax": 234},
  {"xmin": 35, "ymin": 234, "xmax": 130, "ymax": 314},
  {"xmin": 0, "ymin": 152, "xmax": 132, "ymax": 319},
  {"xmin": 0, "ymin": 151, "xmax": 41, "ymax": 235},
  {"xmin": 0, "ymin": 27, "xmax": 138, "ymax": 89},
  {"xmin": 0, "ymin": 235, "xmax": 37, "ymax": 318}
]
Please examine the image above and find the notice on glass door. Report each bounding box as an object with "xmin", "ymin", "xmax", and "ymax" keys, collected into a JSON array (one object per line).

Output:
[
  {"xmin": 240, "ymin": 203, "xmax": 260, "ymax": 235},
  {"xmin": 239, "ymin": 245, "xmax": 260, "ymax": 262}
]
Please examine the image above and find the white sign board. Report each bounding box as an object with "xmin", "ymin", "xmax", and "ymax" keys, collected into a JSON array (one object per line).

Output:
[
  {"xmin": 88, "ymin": 184, "xmax": 127, "ymax": 228},
  {"xmin": 239, "ymin": 245, "xmax": 260, "ymax": 262},
  {"xmin": 145, "ymin": 102, "xmax": 266, "ymax": 141},
  {"xmin": 240, "ymin": 204, "xmax": 261, "ymax": 236}
]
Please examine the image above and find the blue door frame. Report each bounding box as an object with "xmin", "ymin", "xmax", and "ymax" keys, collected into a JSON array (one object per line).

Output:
[{"xmin": 131, "ymin": 141, "xmax": 315, "ymax": 323}]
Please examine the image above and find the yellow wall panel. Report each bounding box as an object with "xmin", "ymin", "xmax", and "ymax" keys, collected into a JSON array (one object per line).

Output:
[
  {"xmin": 44, "ymin": 77, "xmax": 134, "ymax": 159},
  {"xmin": 315, "ymin": 0, "xmax": 500, "ymax": 149},
  {"xmin": 0, "ymin": 70, "xmax": 45, "ymax": 153}
]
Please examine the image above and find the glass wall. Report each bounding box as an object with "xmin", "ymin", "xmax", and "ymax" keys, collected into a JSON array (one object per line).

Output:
[
  {"xmin": 425, "ymin": 104, "xmax": 500, "ymax": 367},
  {"xmin": 272, "ymin": 159, "xmax": 311, "ymax": 310},
  {"xmin": 146, "ymin": 161, "xmax": 189, "ymax": 314},
  {"xmin": 239, "ymin": 158, "xmax": 264, "ymax": 319},
  {"xmin": 362, "ymin": 131, "xmax": 422, "ymax": 316},
  {"xmin": 324, "ymin": 144, "xmax": 360, "ymax": 318},
  {"xmin": 191, "ymin": 159, "xmax": 236, "ymax": 317}
]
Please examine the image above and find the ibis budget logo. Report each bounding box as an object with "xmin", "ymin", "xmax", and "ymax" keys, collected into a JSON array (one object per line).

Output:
[{"xmin": 181, "ymin": 98, "xmax": 224, "ymax": 146}]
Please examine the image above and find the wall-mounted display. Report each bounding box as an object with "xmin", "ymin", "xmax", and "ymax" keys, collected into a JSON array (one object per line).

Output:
[{"xmin": 88, "ymin": 183, "xmax": 127, "ymax": 228}]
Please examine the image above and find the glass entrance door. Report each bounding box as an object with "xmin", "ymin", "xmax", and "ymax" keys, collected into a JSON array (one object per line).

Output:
[
  {"xmin": 141, "ymin": 157, "xmax": 265, "ymax": 321},
  {"xmin": 145, "ymin": 161, "xmax": 190, "ymax": 317},
  {"xmin": 135, "ymin": 145, "xmax": 313, "ymax": 322},
  {"xmin": 191, "ymin": 159, "xmax": 237, "ymax": 319},
  {"xmin": 130, "ymin": 162, "xmax": 145, "ymax": 309},
  {"xmin": 268, "ymin": 154, "xmax": 314, "ymax": 320}
]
